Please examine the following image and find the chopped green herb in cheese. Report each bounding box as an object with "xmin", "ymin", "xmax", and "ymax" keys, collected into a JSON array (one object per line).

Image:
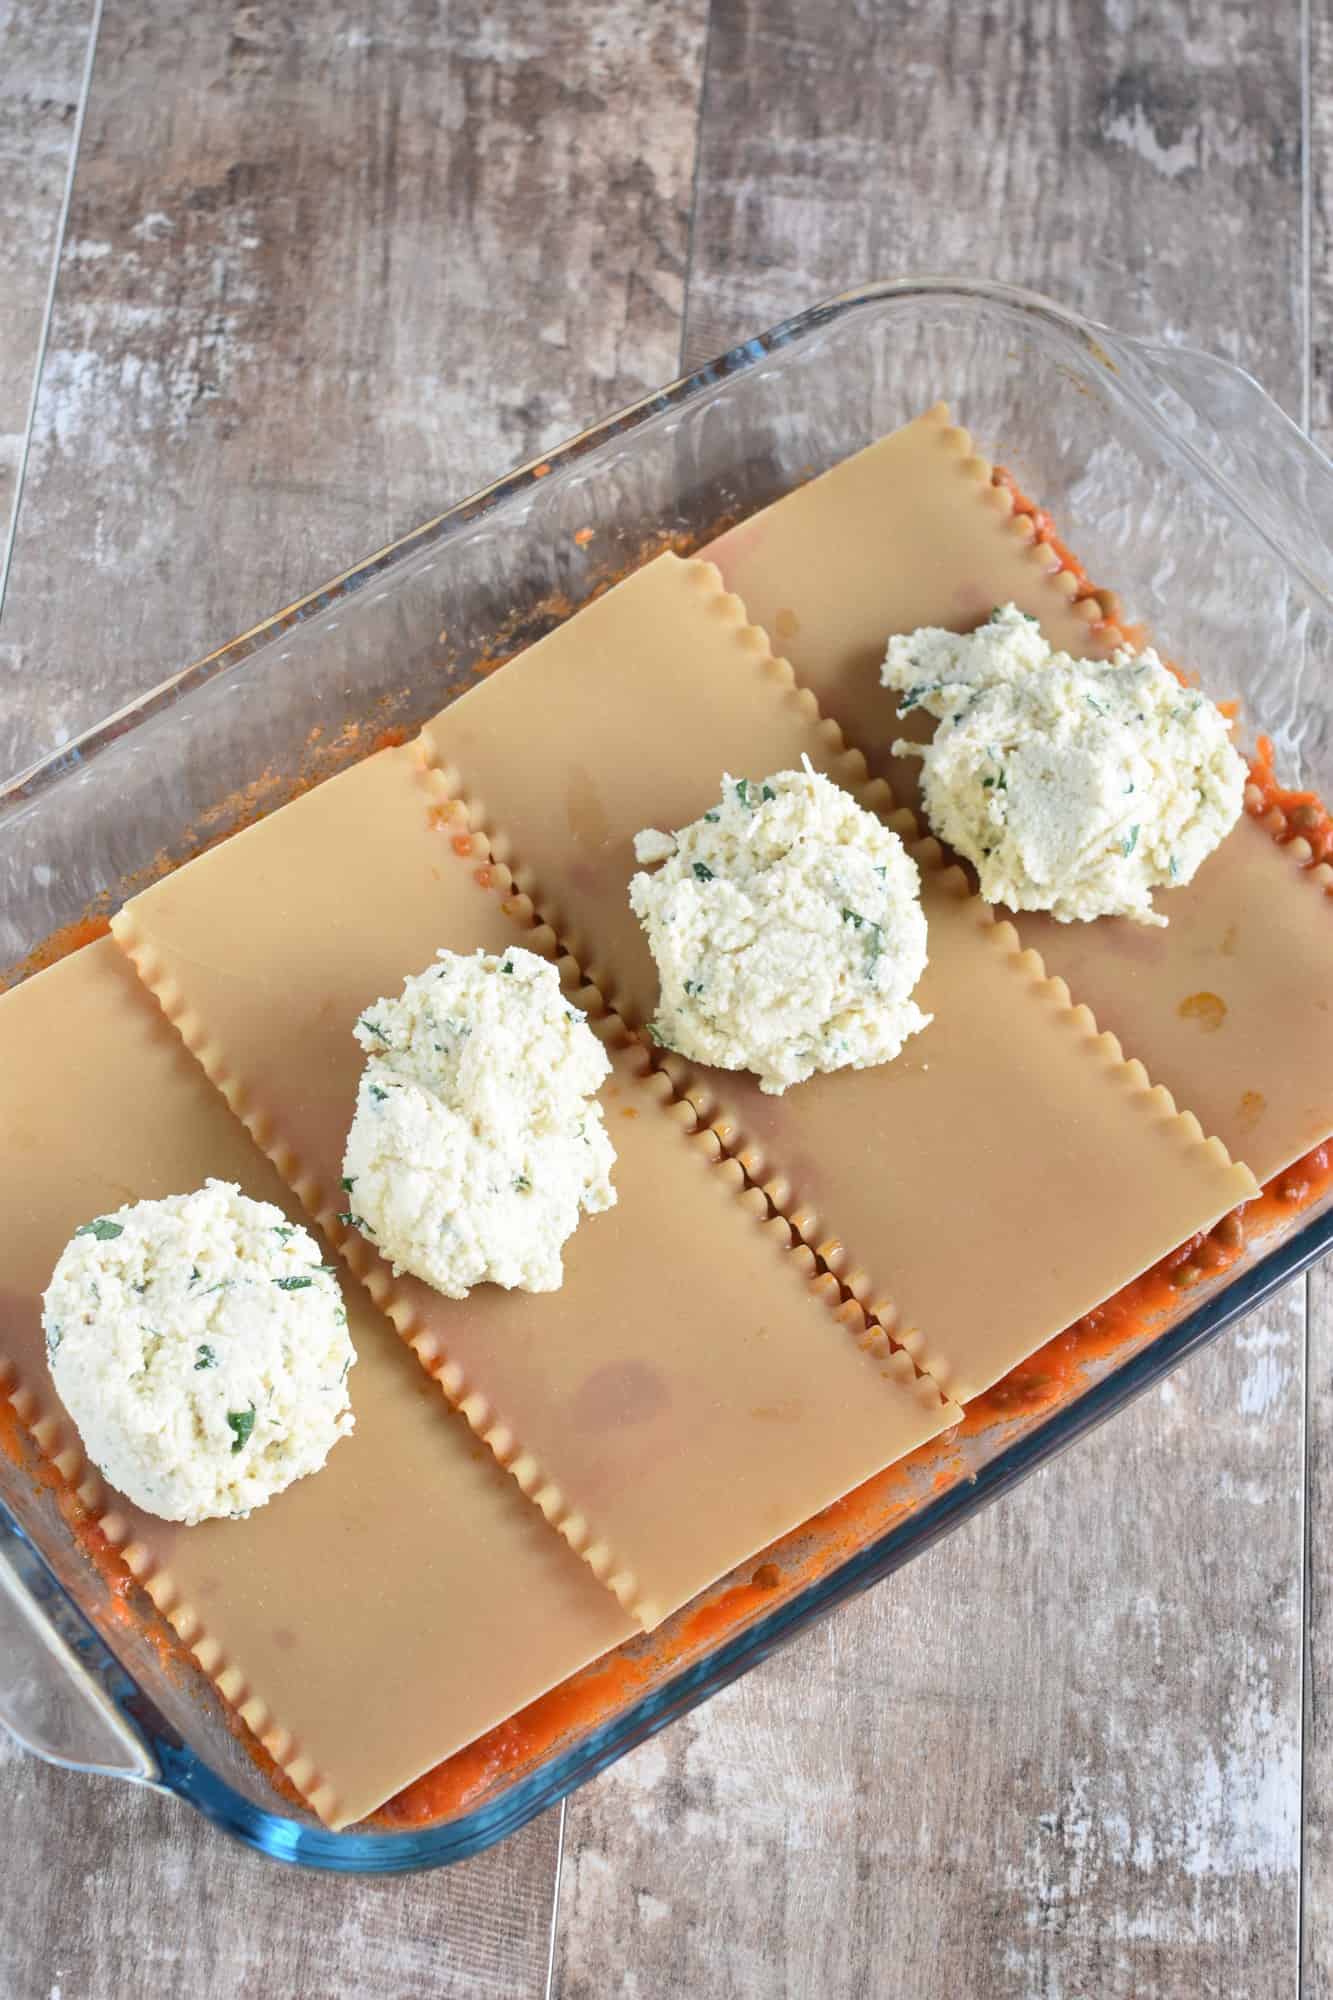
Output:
[
  {"xmin": 342, "ymin": 947, "xmax": 616, "ymax": 1300},
  {"xmin": 42, "ymin": 1181, "xmax": 354, "ymax": 1524},
  {"xmin": 882, "ymin": 604, "xmax": 1246, "ymax": 926},
  {"xmin": 227, "ymin": 1406, "xmax": 256, "ymax": 1454},
  {"xmin": 629, "ymin": 763, "xmax": 930, "ymax": 1095},
  {"xmin": 74, "ymin": 1218, "xmax": 123, "ymax": 1242}
]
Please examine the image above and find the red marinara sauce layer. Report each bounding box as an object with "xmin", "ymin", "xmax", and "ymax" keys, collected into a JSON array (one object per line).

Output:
[{"xmin": 5, "ymin": 478, "xmax": 1331, "ymax": 1835}]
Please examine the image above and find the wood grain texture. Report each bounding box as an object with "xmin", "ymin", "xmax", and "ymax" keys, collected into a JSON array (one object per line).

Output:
[
  {"xmin": 0, "ymin": 1, "xmax": 1328, "ymax": 1996},
  {"xmin": 557, "ymin": 2, "xmax": 1312, "ymax": 1995},
  {"xmin": 1309, "ymin": 1255, "xmax": 1333, "ymax": 1998},
  {"xmin": 1313, "ymin": 0, "xmax": 1332, "ymax": 454},
  {"xmin": 1303, "ymin": 34, "xmax": 1332, "ymax": 1997},
  {"xmin": 0, "ymin": 4, "xmax": 707, "ymax": 1996},
  {"xmin": 1306, "ymin": 26, "xmax": 1333, "ymax": 1990},
  {"xmin": 0, "ymin": 0, "xmax": 709, "ymax": 776},
  {"xmin": 0, "ymin": 0, "xmax": 95, "ymax": 561},
  {"xmin": 679, "ymin": 0, "xmax": 1305, "ymax": 392},
  {"xmin": 554, "ymin": 1295, "xmax": 1305, "ymax": 2000},
  {"xmin": 0, "ymin": 1733, "xmax": 563, "ymax": 2000}
]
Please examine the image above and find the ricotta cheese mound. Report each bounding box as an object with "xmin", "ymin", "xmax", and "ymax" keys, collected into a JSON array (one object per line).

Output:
[
  {"xmin": 628, "ymin": 764, "xmax": 931, "ymax": 1095},
  {"xmin": 42, "ymin": 1180, "xmax": 355, "ymax": 1524},
  {"xmin": 341, "ymin": 946, "xmax": 616, "ymax": 1299},
  {"xmin": 881, "ymin": 604, "xmax": 1247, "ymax": 926}
]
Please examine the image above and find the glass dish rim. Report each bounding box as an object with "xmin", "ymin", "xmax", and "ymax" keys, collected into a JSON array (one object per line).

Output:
[
  {"xmin": 5, "ymin": 1202, "xmax": 1329, "ymax": 1872},
  {"xmin": 3, "ymin": 273, "xmax": 1331, "ymax": 1873},
  {"xmin": 7, "ymin": 271, "xmax": 1328, "ymax": 826}
]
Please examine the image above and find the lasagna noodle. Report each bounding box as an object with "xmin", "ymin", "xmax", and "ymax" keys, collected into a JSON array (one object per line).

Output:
[
  {"xmin": 667, "ymin": 854, "xmax": 1258, "ymax": 1402},
  {"xmin": 419, "ymin": 549, "xmax": 888, "ymax": 1029},
  {"xmin": 703, "ymin": 405, "xmax": 1333, "ymax": 1184},
  {"xmin": 702, "ymin": 402, "xmax": 1112, "ymax": 802},
  {"xmin": 109, "ymin": 745, "xmax": 531, "ymax": 1224},
  {"xmin": 113, "ymin": 751, "xmax": 961, "ymax": 1630},
  {"xmin": 1008, "ymin": 823, "xmax": 1333, "ymax": 1184},
  {"xmin": 0, "ymin": 938, "xmax": 634, "ymax": 1830},
  {"xmin": 419, "ymin": 551, "xmax": 1254, "ymax": 1400}
]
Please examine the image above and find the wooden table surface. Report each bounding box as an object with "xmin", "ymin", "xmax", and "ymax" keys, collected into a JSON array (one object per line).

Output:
[{"xmin": 1, "ymin": 3, "xmax": 1330, "ymax": 1994}]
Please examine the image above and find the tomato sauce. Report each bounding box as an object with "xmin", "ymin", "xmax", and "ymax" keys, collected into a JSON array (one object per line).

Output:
[
  {"xmin": 4, "ymin": 481, "xmax": 1332, "ymax": 1835},
  {"xmin": 1247, "ymin": 732, "xmax": 1333, "ymax": 869},
  {"xmin": 3, "ymin": 911, "xmax": 112, "ymax": 989},
  {"xmin": 372, "ymin": 1136, "xmax": 1333, "ymax": 1830},
  {"xmin": 967, "ymin": 1140, "xmax": 1332, "ymax": 1430},
  {"xmin": 380, "ymin": 1655, "xmax": 656, "ymax": 1825}
]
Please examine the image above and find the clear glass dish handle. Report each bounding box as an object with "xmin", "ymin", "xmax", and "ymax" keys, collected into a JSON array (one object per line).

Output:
[
  {"xmin": 0, "ymin": 1510, "xmax": 158, "ymax": 1783},
  {"xmin": 1115, "ymin": 332, "xmax": 1333, "ymax": 608}
]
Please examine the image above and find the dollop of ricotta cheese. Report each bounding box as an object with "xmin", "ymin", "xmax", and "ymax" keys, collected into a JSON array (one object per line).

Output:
[
  {"xmin": 42, "ymin": 1180, "xmax": 355, "ymax": 1524},
  {"xmin": 881, "ymin": 605, "xmax": 1246, "ymax": 926},
  {"xmin": 341, "ymin": 946, "xmax": 616, "ymax": 1299},
  {"xmin": 628, "ymin": 764, "xmax": 931, "ymax": 1095}
]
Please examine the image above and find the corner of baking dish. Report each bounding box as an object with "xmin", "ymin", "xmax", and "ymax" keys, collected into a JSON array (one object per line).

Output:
[{"xmin": 0, "ymin": 1361, "xmax": 348, "ymax": 1827}]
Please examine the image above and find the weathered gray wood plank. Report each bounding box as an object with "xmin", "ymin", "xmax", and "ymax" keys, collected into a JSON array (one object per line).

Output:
[
  {"xmin": 679, "ymin": 0, "xmax": 1305, "ymax": 398},
  {"xmin": 0, "ymin": 3, "xmax": 708, "ymax": 1996},
  {"xmin": 555, "ymin": 1294, "xmax": 1304, "ymax": 2000},
  {"xmin": 1303, "ymin": 24, "xmax": 1333, "ymax": 1990},
  {"xmin": 1301, "ymin": 16, "xmax": 1332, "ymax": 1990},
  {"xmin": 1313, "ymin": 0, "xmax": 1332, "ymax": 455},
  {"xmin": 0, "ymin": 1732, "xmax": 562, "ymax": 2000},
  {"xmin": 0, "ymin": 0, "xmax": 709, "ymax": 777},
  {"xmin": 1308, "ymin": 1257, "xmax": 1333, "ymax": 1998},
  {"xmin": 556, "ymin": 2, "xmax": 1309, "ymax": 1995},
  {"xmin": 1, "ymin": 0, "xmax": 1323, "ymax": 1995},
  {"xmin": 0, "ymin": 0, "xmax": 96, "ymax": 564}
]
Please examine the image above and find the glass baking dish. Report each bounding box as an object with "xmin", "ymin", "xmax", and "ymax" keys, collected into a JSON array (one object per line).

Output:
[{"xmin": 2, "ymin": 277, "xmax": 1331, "ymax": 1873}]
